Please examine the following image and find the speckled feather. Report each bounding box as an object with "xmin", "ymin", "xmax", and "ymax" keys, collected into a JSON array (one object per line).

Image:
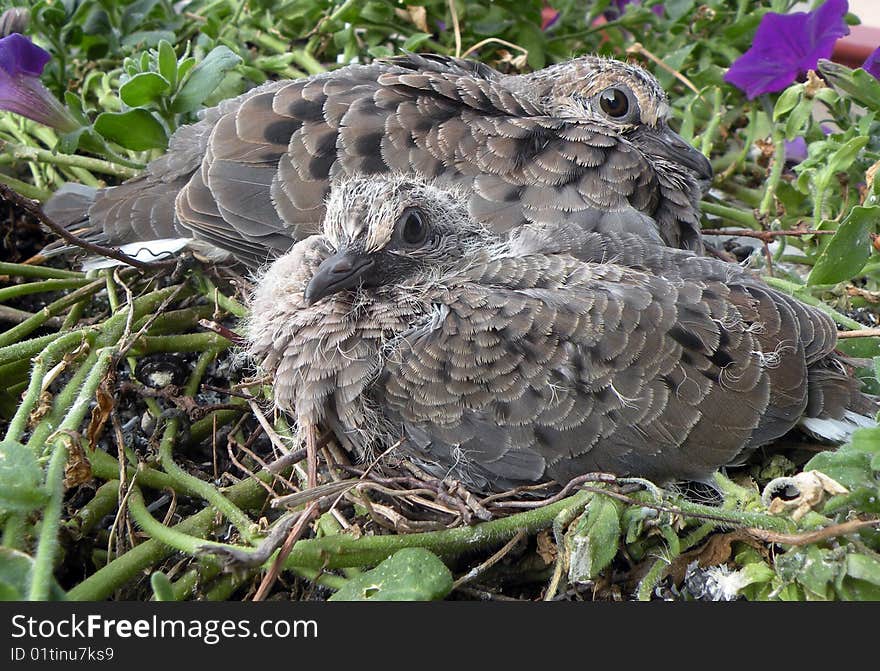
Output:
[
  {"xmin": 47, "ymin": 54, "xmax": 710, "ymax": 264},
  {"xmin": 246, "ymin": 176, "xmax": 874, "ymax": 491}
]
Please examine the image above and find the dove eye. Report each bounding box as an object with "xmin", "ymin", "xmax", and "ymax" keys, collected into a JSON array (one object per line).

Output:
[
  {"xmin": 598, "ymin": 87, "xmax": 630, "ymax": 119},
  {"xmin": 398, "ymin": 208, "xmax": 428, "ymax": 247}
]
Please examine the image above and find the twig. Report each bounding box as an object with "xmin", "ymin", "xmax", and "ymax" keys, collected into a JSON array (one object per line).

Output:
[
  {"xmin": 836, "ymin": 328, "xmax": 880, "ymax": 339},
  {"xmin": 701, "ymin": 228, "xmax": 835, "ymax": 242},
  {"xmin": 626, "ymin": 42, "xmax": 701, "ymax": 97},
  {"xmin": 198, "ymin": 319, "xmax": 244, "ymax": 344},
  {"xmin": 253, "ymin": 502, "xmax": 319, "ymax": 601},
  {"xmin": 0, "ymin": 182, "xmax": 176, "ymax": 271},
  {"xmin": 744, "ymin": 519, "xmax": 879, "ymax": 546},
  {"xmin": 447, "ymin": 0, "xmax": 461, "ymax": 58},
  {"xmin": 452, "ymin": 529, "xmax": 527, "ymax": 590}
]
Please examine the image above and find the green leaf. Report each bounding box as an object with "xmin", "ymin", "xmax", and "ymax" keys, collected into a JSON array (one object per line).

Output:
[
  {"xmin": 402, "ymin": 32, "xmax": 433, "ymax": 51},
  {"xmin": 157, "ymin": 40, "xmax": 178, "ymax": 88},
  {"xmin": 0, "ymin": 439, "xmax": 48, "ymax": 514},
  {"xmin": 773, "ymin": 84, "xmax": 803, "ymax": 121},
  {"xmin": 816, "ymin": 136, "xmax": 870, "ymax": 191},
  {"xmin": 0, "ymin": 548, "xmax": 66, "ymax": 601},
  {"xmin": 94, "ymin": 109, "xmax": 168, "ymax": 151},
  {"xmin": 119, "ymin": 72, "xmax": 170, "ymax": 108},
  {"xmin": 818, "ymin": 59, "xmax": 880, "ymax": 111},
  {"xmin": 172, "ymin": 45, "xmax": 242, "ymax": 114},
  {"xmin": 568, "ymin": 494, "xmax": 621, "ymax": 582},
  {"xmin": 846, "ymin": 553, "xmax": 880, "ymax": 587},
  {"xmin": 807, "ymin": 206, "xmax": 877, "ymax": 285},
  {"xmin": 329, "ymin": 548, "xmax": 453, "ymax": 601},
  {"xmin": 806, "ymin": 426, "xmax": 880, "ymax": 492}
]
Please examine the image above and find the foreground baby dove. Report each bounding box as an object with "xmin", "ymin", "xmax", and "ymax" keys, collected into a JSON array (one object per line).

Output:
[
  {"xmin": 246, "ymin": 175, "xmax": 877, "ymax": 492},
  {"xmin": 45, "ymin": 53, "xmax": 713, "ymax": 265}
]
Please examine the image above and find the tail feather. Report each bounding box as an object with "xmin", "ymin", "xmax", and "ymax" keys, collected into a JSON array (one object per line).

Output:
[{"xmin": 799, "ymin": 357, "xmax": 879, "ymax": 442}]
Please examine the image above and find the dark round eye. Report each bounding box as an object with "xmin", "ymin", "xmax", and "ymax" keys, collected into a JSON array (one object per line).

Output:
[
  {"xmin": 400, "ymin": 209, "xmax": 427, "ymax": 246},
  {"xmin": 599, "ymin": 87, "xmax": 630, "ymax": 119}
]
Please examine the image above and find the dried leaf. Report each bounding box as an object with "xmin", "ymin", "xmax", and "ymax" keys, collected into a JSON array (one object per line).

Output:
[{"xmin": 536, "ymin": 529, "xmax": 557, "ymax": 565}]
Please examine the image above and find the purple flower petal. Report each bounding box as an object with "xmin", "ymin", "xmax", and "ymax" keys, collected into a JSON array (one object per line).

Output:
[
  {"xmin": 724, "ymin": 0, "xmax": 850, "ymax": 99},
  {"xmin": 784, "ymin": 136, "xmax": 808, "ymax": 163},
  {"xmin": 0, "ymin": 33, "xmax": 78, "ymax": 131},
  {"xmin": 0, "ymin": 32, "xmax": 49, "ymax": 78},
  {"xmin": 863, "ymin": 47, "xmax": 880, "ymax": 80}
]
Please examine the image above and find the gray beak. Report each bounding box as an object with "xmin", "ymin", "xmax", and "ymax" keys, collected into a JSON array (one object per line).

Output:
[
  {"xmin": 635, "ymin": 123, "xmax": 714, "ymax": 186},
  {"xmin": 304, "ymin": 250, "xmax": 375, "ymax": 305}
]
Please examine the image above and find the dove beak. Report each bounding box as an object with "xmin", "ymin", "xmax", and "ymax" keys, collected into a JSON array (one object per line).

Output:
[
  {"xmin": 304, "ymin": 250, "xmax": 376, "ymax": 305},
  {"xmin": 637, "ymin": 123, "xmax": 714, "ymax": 185}
]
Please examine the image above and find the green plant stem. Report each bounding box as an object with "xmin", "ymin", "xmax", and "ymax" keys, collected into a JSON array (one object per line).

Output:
[
  {"xmin": 0, "ymin": 279, "xmax": 104, "ymax": 348},
  {"xmin": 289, "ymin": 50, "xmax": 326, "ymax": 76},
  {"xmin": 0, "ymin": 278, "xmax": 93, "ymax": 303},
  {"xmin": 5, "ymin": 330, "xmax": 94, "ymax": 443},
  {"xmin": 0, "ymin": 262, "xmax": 84, "ymax": 280},
  {"xmin": 2, "ymin": 513, "xmax": 28, "ymax": 550},
  {"xmin": 0, "ymin": 172, "xmax": 51, "ymax": 201},
  {"xmin": 128, "ymin": 332, "xmax": 231, "ymax": 355},
  {"xmin": 699, "ymin": 88, "xmax": 723, "ymax": 157},
  {"xmin": 2, "ymin": 142, "xmax": 139, "ymax": 178},
  {"xmin": 701, "ymin": 201, "xmax": 761, "ymax": 229},
  {"xmin": 65, "ymin": 480, "xmax": 120, "ymax": 538},
  {"xmin": 28, "ymin": 348, "xmax": 114, "ymax": 600},
  {"xmin": 0, "ymin": 330, "xmax": 84, "ymax": 368},
  {"xmin": 156, "ymin": 349, "xmax": 258, "ymax": 543},
  {"xmin": 759, "ymin": 127, "xmax": 786, "ymax": 215},
  {"xmin": 68, "ymin": 468, "xmax": 273, "ymax": 601},
  {"xmin": 194, "ymin": 274, "xmax": 247, "ymax": 318}
]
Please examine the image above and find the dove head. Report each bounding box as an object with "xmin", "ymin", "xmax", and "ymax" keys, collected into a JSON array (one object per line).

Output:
[
  {"xmin": 521, "ymin": 55, "xmax": 712, "ymax": 184},
  {"xmin": 304, "ymin": 175, "xmax": 485, "ymax": 305}
]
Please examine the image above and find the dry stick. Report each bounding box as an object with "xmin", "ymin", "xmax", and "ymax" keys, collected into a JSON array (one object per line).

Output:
[
  {"xmin": 252, "ymin": 501, "xmax": 320, "ymax": 601},
  {"xmin": 744, "ymin": 518, "xmax": 879, "ymax": 546},
  {"xmin": 198, "ymin": 319, "xmax": 244, "ymax": 344},
  {"xmin": 0, "ymin": 183, "xmax": 175, "ymax": 271},
  {"xmin": 626, "ymin": 42, "xmax": 702, "ymax": 97},
  {"xmin": 452, "ymin": 529, "xmax": 528, "ymax": 590},
  {"xmin": 836, "ymin": 328, "xmax": 880, "ymax": 339},
  {"xmin": 701, "ymin": 228, "xmax": 835, "ymax": 242},
  {"xmin": 305, "ymin": 422, "xmax": 319, "ymax": 490},
  {"xmin": 447, "ymin": 0, "xmax": 461, "ymax": 58}
]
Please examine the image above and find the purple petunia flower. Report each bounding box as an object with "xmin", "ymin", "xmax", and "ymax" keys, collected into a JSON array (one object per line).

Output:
[
  {"xmin": 863, "ymin": 47, "xmax": 880, "ymax": 80},
  {"xmin": 0, "ymin": 33, "xmax": 78, "ymax": 132},
  {"xmin": 783, "ymin": 136, "xmax": 808, "ymax": 163},
  {"xmin": 724, "ymin": 0, "xmax": 850, "ymax": 99}
]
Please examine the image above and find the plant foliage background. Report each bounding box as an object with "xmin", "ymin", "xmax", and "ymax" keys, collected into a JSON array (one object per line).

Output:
[{"xmin": 1, "ymin": 0, "xmax": 879, "ymax": 601}]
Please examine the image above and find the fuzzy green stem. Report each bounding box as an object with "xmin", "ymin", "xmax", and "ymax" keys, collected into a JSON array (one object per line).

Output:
[
  {"xmin": 3, "ymin": 142, "xmax": 139, "ymax": 178},
  {"xmin": 65, "ymin": 480, "xmax": 120, "ymax": 538},
  {"xmin": 0, "ymin": 279, "xmax": 104, "ymax": 348},
  {"xmin": 28, "ymin": 348, "xmax": 114, "ymax": 600},
  {"xmin": 0, "ymin": 172, "xmax": 51, "ymax": 201},
  {"xmin": 128, "ymin": 333, "xmax": 231, "ymax": 355},
  {"xmin": 194, "ymin": 274, "xmax": 248, "ymax": 318},
  {"xmin": 5, "ymin": 330, "xmax": 94, "ymax": 443},
  {"xmin": 0, "ymin": 262, "xmax": 84, "ymax": 280},
  {"xmin": 0, "ymin": 278, "xmax": 93, "ymax": 303},
  {"xmin": 759, "ymin": 128, "xmax": 786, "ymax": 216},
  {"xmin": 701, "ymin": 201, "xmax": 761, "ymax": 229}
]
